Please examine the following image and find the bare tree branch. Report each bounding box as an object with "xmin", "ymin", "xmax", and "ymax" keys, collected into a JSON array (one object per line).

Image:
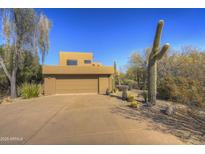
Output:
[{"xmin": 0, "ymin": 55, "xmax": 11, "ymax": 81}]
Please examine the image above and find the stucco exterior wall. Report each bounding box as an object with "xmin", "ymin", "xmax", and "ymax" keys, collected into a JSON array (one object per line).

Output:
[
  {"xmin": 44, "ymin": 75, "xmax": 56, "ymax": 95},
  {"xmin": 101, "ymin": 75, "xmax": 113, "ymax": 94},
  {"xmin": 59, "ymin": 52, "xmax": 93, "ymax": 66},
  {"xmin": 43, "ymin": 65, "xmax": 114, "ymax": 75},
  {"xmin": 108, "ymin": 75, "xmax": 113, "ymax": 90}
]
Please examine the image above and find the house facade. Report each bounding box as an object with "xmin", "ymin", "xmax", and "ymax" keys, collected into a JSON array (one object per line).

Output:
[{"xmin": 42, "ymin": 51, "xmax": 114, "ymax": 95}]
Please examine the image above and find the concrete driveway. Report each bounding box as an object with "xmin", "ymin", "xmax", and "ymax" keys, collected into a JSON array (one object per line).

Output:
[{"xmin": 0, "ymin": 94, "xmax": 183, "ymax": 144}]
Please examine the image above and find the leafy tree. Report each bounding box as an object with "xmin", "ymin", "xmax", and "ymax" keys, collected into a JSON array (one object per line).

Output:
[
  {"xmin": 38, "ymin": 13, "xmax": 51, "ymax": 65},
  {"xmin": 17, "ymin": 52, "xmax": 42, "ymax": 84},
  {"xmin": 0, "ymin": 45, "xmax": 42, "ymax": 97},
  {"xmin": 127, "ymin": 49, "xmax": 150, "ymax": 89},
  {"xmin": 0, "ymin": 46, "xmax": 10, "ymax": 96},
  {"xmin": 0, "ymin": 9, "xmax": 51, "ymax": 98}
]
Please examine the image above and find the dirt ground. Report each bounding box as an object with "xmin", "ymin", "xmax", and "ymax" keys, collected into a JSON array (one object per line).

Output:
[
  {"xmin": 117, "ymin": 89, "xmax": 205, "ymax": 144},
  {"xmin": 0, "ymin": 93, "xmax": 185, "ymax": 145}
]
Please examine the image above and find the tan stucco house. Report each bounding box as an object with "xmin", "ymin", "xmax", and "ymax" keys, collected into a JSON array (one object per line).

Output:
[{"xmin": 42, "ymin": 51, "xmax": 114, "ymax": 95}]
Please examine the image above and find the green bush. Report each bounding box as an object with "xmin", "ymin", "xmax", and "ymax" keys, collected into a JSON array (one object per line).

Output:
[
  {"xmin": 20, "ymin": 83, "xmax": 41, "ymax": 99},
  {"xmin": 158, "ymin": 76, "xmax": 204, "ymax": 107},
  {"xmin": 129, "ymin": 101, "xmax": 140, "ymax": 109},
  {"xmin": 127, "ymin": 94, "xmax": 135, "ymax": 102},
  {"xmin": 123, "ymin": 79, "xmax": 138, "ymax": 90}
]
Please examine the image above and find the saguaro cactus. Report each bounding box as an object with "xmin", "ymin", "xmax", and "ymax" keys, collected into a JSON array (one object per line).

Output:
[
  {"xmin": 148, "ymin": 20, "xmax": 170, "ymax": 105},
  {"xmin": 113, "ymin": 61, "xmax": 121, "ymax": 87},
  {"xmin": 113, "ymin": 61, "xmax": 117, "ymax": 90}
]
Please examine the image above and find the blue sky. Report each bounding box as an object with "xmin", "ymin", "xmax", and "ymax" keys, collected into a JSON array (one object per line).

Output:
[{"xmin": 2, "ymin": 9, "xmax": 205, "ymax": 70}]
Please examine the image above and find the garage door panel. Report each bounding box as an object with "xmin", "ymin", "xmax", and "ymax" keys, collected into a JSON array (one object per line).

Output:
[
  {"xmin": 55, "ymin": 75, "xmax": 98, "ymax": 93},
  {"xmin": 56, "ymin": 89, "xmax": 97, "ymax": 94},
  {"xmin": 56, "ymin": 80, "xmax": 97, "ymax": 86}
]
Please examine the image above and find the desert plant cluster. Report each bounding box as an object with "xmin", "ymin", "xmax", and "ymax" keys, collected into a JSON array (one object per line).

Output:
[
  {"xmin": 110, "ymin": 21, "xmax": 203, "ymax": 109},
  {"xmin": 116, "ymin": 46, "xmax": 204, "ymax": 107},
  {"xmin": 104, "ymin": 20, "xmax": 205, "ymax": 144},
  {"xmin": 119, "ymin": 48, "xmax": 205, "ymax": 107}
]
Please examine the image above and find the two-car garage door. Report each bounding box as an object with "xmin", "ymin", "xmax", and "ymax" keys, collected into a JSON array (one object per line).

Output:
[{"xmin": 55, "ymin": 75, "xmax": 98, "ymax": 93}]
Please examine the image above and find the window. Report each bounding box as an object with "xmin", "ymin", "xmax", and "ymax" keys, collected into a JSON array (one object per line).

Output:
[
  {"xmin": 84, "ymin": 60, "xmax": 91, "ymax": 64},
  {"xmin": 67, "ymin": 60, "xmax": 77, "ymax": 66}
]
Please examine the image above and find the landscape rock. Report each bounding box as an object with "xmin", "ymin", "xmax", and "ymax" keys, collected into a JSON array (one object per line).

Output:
[
  {"xmin": 164, "ymin": 105, "xmax": 176, "ymax": 116},
  {"xmin": 146, "ymin": 101, "xmax": 152, "ymax": 107},
  {"xmin": 1, "ymin": 97, "xmax": 13, "ymax": 104}
]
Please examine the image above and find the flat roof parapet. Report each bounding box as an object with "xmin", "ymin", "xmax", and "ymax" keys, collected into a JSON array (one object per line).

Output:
[{"xmin": 43, "ymin": 65, "xmax": 114, "ymax": 75}]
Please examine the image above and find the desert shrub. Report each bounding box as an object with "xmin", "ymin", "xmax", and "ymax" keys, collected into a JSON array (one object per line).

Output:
[
  {"xmin": 112, "ymin": 88, "xmax": 118, "ymax": 94},
  {"xmin": 123, "ymin": 79, "xmax": 138, "ymax": 90},
  {"xmin": 129, "ymin": 101, "xmax": 140, "ymax": 109},
  {"xmin": 20, "ymin": 83, "xmax": 41, "ymax": 99},
  {"xmin": 141, "ymin": 90, "xmax": 148, "ymax": 103},
  {"xmin": 127, "ymin": 94, "xmax": 135, "ymax": 102},
  {"xmin": 158, "ymin": 76, "xmax": 204, "ymax": 107}
]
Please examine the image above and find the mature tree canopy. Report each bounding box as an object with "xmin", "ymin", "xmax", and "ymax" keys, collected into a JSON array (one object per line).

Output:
[{"xmin": 0, "ymin": 9, "xmax": 51, "ymax": 98}]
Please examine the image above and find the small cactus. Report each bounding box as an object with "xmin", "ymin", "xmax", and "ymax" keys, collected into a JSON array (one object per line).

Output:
[
  {"xmin": 148, "ymin": 20, "xmax": 170, "ymax": 105},
  {"xmin": 127, "ymin": 94, "xmax": 135, "ymax": 102}
]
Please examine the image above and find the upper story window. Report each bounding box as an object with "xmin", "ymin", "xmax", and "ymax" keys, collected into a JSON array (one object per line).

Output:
[
  {"xmin": 84, "ymin": 60, "xmax": 91, "ymax": 64},
  {"xmin": 67, "ymin": 60, "xmax": 77, "ymax": 66}
]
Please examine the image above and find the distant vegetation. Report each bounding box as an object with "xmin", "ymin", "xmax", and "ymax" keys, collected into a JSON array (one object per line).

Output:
[{"xmin": 118, "ymin": 46, "xmax": 205, "ymax": 107}]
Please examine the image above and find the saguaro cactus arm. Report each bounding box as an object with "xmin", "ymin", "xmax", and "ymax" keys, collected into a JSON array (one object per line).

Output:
[
  {"xmin": 153, "ymin": 43, "xmax": 170, "ymax": 61},
  {"xmin": 152, "ymin": 20, "xmax": 164, "ymax": 52}
]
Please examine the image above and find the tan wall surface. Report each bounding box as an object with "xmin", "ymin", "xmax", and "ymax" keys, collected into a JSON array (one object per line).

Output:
[
  {"xmin": 43, "ymin": 65, "xmax": 114, "ymax": 75},
  {"xmin": 59, "ymin": 52, "xmax": 93, "ymax": 66},
  {"xmin": 44, "ymin": 75, "xmax": 56, "ymax": 95},
  {"xmin": 108, "ymin": 75, "xmax": 113, "ymax": 90},
  {"xmin": 99, "ymin": 75, "xmax": 109, "ymax": 94}
]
